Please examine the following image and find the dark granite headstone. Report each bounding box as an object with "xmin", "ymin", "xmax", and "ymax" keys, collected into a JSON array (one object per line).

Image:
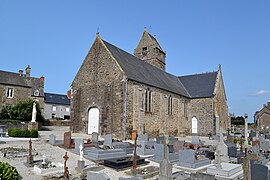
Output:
[
  {"xmin": 64, "ymin": 131, "xmax": 71, "ymax": 148},
  {"xmin": 251, "ymin": 160, "xmax": 269, "ymax": 180}
]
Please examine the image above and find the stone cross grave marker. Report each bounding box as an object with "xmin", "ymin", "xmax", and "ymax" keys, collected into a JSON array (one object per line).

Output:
[
  {"xmin": 159, "ymin": 135, "xmax": 172, "ymax": 180},
  {"xmin": 27, "ymin": 139, "xmax": 33, "ymax": 164},
  {"xmin": 63, "ymin": 152, "xmax": 69, "ymax": 178}
]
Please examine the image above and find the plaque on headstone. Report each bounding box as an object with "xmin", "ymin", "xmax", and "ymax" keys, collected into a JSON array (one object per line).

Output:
[
  {"xmin": 92, "ymin": 132, "xmax": 98, "ymax": 145},
  {"xmin": 104, "ymin": 134, "xmax": 112, "ymax": 147}
]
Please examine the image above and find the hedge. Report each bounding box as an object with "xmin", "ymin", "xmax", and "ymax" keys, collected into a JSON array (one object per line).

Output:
[
  {"xmin": 0, "ymin": 161, "xmax": 19, "ymax": 180},
  {"xmin": 8, "ymin": 129, "xmax": 39, "ymax": 138}
]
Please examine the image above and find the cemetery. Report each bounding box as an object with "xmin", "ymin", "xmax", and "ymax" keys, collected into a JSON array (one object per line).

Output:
[{"xmin": 0, "ymin": 106, "xmax": 269, "ymax": 180}]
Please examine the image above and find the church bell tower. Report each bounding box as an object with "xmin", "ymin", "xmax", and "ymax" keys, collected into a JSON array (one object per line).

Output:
[{"xmin": 134, "ymin": 28, "xmax": 166, "ymax": 71}]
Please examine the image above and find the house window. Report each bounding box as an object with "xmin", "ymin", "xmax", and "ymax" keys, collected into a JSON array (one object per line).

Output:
[
  {"xmin": 6, "ymin": 88, "xmax": 14, "ymax": 98},
  {"xmin": 66, "ymin": 107, "xmax": 70, "ymax": 112},
  {"xmin": 34, "ymin": 90, "xmax": 39, "ymax": 96},
  {"xmin": 145, "ymin": 88, "xmax": 152, "ymax": 113},
  {"xmin": 52, "ymin": 113, "xmax": 56, "ymax": 118},
  {"xmin": 168, "ymin": 95, "xmax": 173, "ymax": 115},
  {"xmin": 52, "ymin": 106, "xmax": 57, "ymax": 111}
]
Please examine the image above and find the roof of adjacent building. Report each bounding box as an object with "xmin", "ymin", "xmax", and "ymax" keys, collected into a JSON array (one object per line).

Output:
[
  {"xmin": 103, "ymin": 40, "xmax": 190, "ymax": 98},
  {"xmin": 0, "ymin": 70, "xmax": 44, "ymax": 97},
  {"xmin": 44, "ymin": 93, "xmax": 70, "ymax": 105},
  {"xmin": 178, "ymin": 72, "xmax": 218, "ymax": 98},
  {"xmin": 102, "ymin": 39, "xmax": 218, "ymax": 98}
]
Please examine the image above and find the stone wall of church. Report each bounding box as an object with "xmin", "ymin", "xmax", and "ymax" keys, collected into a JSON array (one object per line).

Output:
[
  {"xmin": 71, "ymin": 39, "xmax": 125, "ymax": 138},
  {"xmin": 188, "ymin": 98, "xmax": 213, "ymax": 136},
  {"xmin": 258, "ymin": 113, "xmax": 270, "ymax": 130},
  {"xmin": 126, "ymin": 80, "xmax": 189, "ymax": 138},
  {"xmin": 214, "ymin": 70, "xmax": 229, "ymax": 132}
]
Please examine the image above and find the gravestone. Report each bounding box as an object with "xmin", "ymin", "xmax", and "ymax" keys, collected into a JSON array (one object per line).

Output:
[
  {"xmin": 64, "ymin": 131, "xmax": 72, "ymax": 148},
  {"xmin": 215, "ymin": 132, "xmax": 229, "ymax": 162},
  {"xmin": 178, "ymin": 149, "xmax": 211, "ymax": 168},
  {"xmin": 251, "ymin": 160, "xmax": 269, "ymax": 180},
  {"xmin": 138, "ymin": 133, "xmax": 149, "ymax": 141},
  {"xmin": 136, "ymin": 140, "xmax": 156, "ymax": 156},
  {"xmin": 74, "ymin": 138, "xmax": 84, "ymax": 152},
  {"xmin": 159, "ymin": 135, "xmax": 172, "ymax": 180},
  {"xmin": 104, "ymin": 134, "xmax": 113, "ymax": 147},
  {"xmin": 87, "ymin": 171, "xmax": 110, "ymax": 180},
  {"xmin": 152, "ymin": 144, "xmax": 179, "ymax": 163},
  {"xmin": 191, "ymin": 136, "xmax": 202, "ymax": 145},
  {"xmin": 49, "ymin": 134, "xmax": 56, "ymax": 145},
  {"xmin": 173, "ymin": 140, "xmax": 185, "ymax": 153},
  {"xmin": 84, "ymin": 148, "xmax": 127, "ymax": 161},
  {"xmin": 190, "ymin": 172, "xmax": 215, "ymax": 180},
  {"xmin": 112, "ymin": 142, "xmax": 133, "ymax": 154},
  {"xmin": 92, "ymin": 132, "xmax": 99, "ymax": 145},
  {"xmin": 0, "ymin": 125, "xmax": 7, "ymax": 137},
  {"xmin": 228, "ymin": 146, "xmax": 237, "ymax": 158},
  {"xmin": 119, "ymin": 177, "xmax": 143, "ymax": 180},
  {"xmin": 250, "ymin": 130, "xmax": 256, "ymax": 141},
  {"xmin": 260, "ymin": 139, "xmax": 270, "ymax": 151},
  {"xmin": 252, "ymin": 140, "xmax": 260, "ymax": 147}
]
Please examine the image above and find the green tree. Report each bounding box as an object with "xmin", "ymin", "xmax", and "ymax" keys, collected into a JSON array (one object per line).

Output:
[
  {"xmin": 10, "ymin": 100, "xmax": 44, "ymax": 123},
  {"xmin": 0, "ymin": 106, "xmax": 12, "ymax": 119}
]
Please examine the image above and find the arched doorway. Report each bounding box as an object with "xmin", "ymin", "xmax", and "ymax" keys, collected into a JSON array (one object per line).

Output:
[
  {"xmin": 88, "ymin": 107, "xmax": 99, "ymax": 134},
  {"xmin": 191, "ymin": 117, "xmax": 198, "ymax": 134}
]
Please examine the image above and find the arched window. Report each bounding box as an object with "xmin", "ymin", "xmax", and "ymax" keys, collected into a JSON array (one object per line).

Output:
[
  {"xmin": 145, "ymin": 88, "xmax": 152, "ymax": 112},
  {"xmin": 168, "ymin": 95, "xmax": 172, "ymax": 115},
  {"xmin": 192, "ymin": 117, "xmax": 198, "ymax": 134}
]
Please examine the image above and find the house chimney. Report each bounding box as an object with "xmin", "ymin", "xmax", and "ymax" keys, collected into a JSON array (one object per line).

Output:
[
  {"xmin": 25, "ymin": 65, "xmax": 31, "ymax": 78},
  {"xmin": 40, "ymin": 76, "xmax": 44, "ymax": 89},
  {"xmin": 67, "ymin": 90, "xmax": 71, "ymax": 99},
  {"xmin": 18, "ymin": 70, "xmax": 23, "ymax": 76}
]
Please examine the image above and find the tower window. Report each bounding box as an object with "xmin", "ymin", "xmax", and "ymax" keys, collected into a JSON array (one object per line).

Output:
[{"xmin": 142, "ymin": 47, "xmax": 147, "ymax": 51}]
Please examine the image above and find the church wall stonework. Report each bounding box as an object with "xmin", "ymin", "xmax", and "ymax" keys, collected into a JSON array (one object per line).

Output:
[
  {"xmin": 71, "ymin": 38, "xmax": 125, "ymax": 138},
  {"xmin": 188, "ymin": 98, "xmax": 213, "ymax": 136},
  {"xmin": 214, "ymin": 69, "xmax": 229, "ymax": 132},
  {"xmin": 126, "ymin": 81, "xmax": 189, "ymax": 138}
]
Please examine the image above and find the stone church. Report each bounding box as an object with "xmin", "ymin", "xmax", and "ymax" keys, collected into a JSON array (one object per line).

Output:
[
  {"xmin": 254, "ymin": 102, "xmax": 270, "ymax": 130},
  {"xmin": 70, "ymin": 29, "xmax": 228, "ymax": 139}
]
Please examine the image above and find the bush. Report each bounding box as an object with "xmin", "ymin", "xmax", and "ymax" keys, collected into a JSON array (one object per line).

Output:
[
  {"xmin": 0, "ymin": 106, "xmax": 12, "ymax": 119},
  {"xmin": 8, "ymin": 128, "xmax": 39, "ymax": 138},
  {"xmin": 0, "ymin": 161, "xmax": 19, "ymax": 180}
]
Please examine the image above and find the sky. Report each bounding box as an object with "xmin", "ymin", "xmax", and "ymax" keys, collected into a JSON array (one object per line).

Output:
[{"xmin": 1, "ymin": 1, "xmax": 270, "ymax": 122}]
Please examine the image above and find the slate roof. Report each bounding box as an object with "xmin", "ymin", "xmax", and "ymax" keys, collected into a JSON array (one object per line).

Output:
[
  {"xmin": 44, "ymin": 93, "xmax": 70, "ymax": 105},
  {"xmin": 0, "ymin": 70, "xmax": 30, "ymax": 87},
  {"xmin": 102, "ymin": 40, "xmax": 190, "ymax": 98},
  {"xmin": 0, "ymin": 70, "xmax": 44, "ymax": 97},
  {"xmin": 178, "ymin": 72, "xmax": 218, "ymax": 98}
]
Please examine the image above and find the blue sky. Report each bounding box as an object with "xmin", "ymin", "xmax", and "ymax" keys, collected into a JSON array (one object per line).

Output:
[{"xmin": 1, "ymin": 1, "xmax": 270, "ymax": 122}]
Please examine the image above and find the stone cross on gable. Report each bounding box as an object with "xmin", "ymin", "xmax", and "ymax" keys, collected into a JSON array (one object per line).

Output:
[{"xmin": 63, "ymin": 152, "xmax": 69, "ymax": 178}]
